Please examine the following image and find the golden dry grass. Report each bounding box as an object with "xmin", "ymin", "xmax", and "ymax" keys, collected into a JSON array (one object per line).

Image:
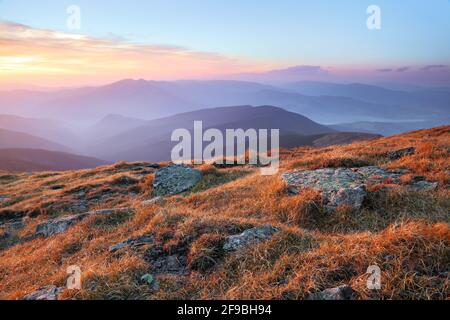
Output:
[{"xmin": 0, "ymin": 126, "xmax": 449, "ymax": 300}]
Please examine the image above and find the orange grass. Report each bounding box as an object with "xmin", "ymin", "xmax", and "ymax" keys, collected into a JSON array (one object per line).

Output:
[{"xmin": 0, "ymin": 126, "xmax": 449, "ymax": 300}]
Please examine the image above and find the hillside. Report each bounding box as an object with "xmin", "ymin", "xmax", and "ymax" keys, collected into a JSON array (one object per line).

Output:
[
  {"xmin": 0, "ymin": 149, "xmax": 109, "ymax": 172},
  {"xmin": 0, "ymin": 114, "xmax": 78, "ymax": 147},
  {"xmin": 330, "ymin": 119, "xmax": 450, "ymax": 136},
  {"xmin": 0, "ymin": 126, "xmax": 448, "ymax": 300},
  {"xmin": 0, "ymin": 128, "xmax": 70, "ymax": 152}
]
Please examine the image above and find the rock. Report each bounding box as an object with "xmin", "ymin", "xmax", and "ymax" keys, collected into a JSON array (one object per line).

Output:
[
  {"xmin": 153, "ymin": 164, "xmax": 202, "ymax": 196},
  {"xmin": 153, "ymin": 255, "xmax": 186, "ymax": 274},
  {"xmin": 357, "ymin": 166, "xmax": 408, "ymax": 184},
  {"xmin": 409, "ymin": 180, "xmax": 439, "ymax": 192},
  {"xmin": 36, "ymin": 207, "xmax": 133, "ymax": 238},
  {"xmin": 144, "ymin": 245, "xmax": 188, "ymax": 275},
  {"xmin": 328, "ymin": 186, "xmax": 367, "ymax": 211},
  {"xmin": 387, "ymin": 147, "xmax": 416, "ymax": 160},
  {"xmin": 141, "ymin": 197, "xmax": 165, "ymax": 206},
  {"xmin": 109, "ymin": 235, "xmax": 154, "ymax": 252},
  {"xmin": 282, "ymin": 166, "xmax": 438, "ymax": 212},
  {"xmin": 23, "ymin": 285, "xmax": 63, "ymax": 300},
  {"xmin": 223, "ymin": 225, "xmax": 279, "ymax": 252},
  {"xmin": 307, "ymin": 285, "xmax": 354, "ymax": 300},
  {"xmin": 282, "ymin": 168, "xmax": 366, "ymax": 212},
  {"xmin": 36, "ymin": 214, "xmax": 88, "ymax": 238}
]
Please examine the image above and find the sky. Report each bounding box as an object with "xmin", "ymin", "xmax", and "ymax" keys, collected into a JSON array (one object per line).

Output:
[{"xmin": 1, "ymin": 0, "xmax": 449, "ymax": 87}]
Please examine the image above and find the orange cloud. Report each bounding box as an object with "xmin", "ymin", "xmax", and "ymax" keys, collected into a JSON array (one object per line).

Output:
[{"xmin": 0, "ymin": 21, "xmax": 268, "ymax": 87}]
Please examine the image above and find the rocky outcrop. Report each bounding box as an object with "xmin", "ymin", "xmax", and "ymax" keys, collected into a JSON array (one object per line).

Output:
[
  {"xmin": 153, "ymin": 164, "xmax": 202, "ymax": 196},
  {"xmin": 36, "ymin": 214, "xmax": 88, "ymax": 238},
  {"xmin": 109, "ymin": 235, "xmax": 154, "ymax": 252},
  {"xmin": 23, "ymin": 285, "xmax": 64, "ymax": 300},
  {"xmin": 223, "ymin": 225, "xmax": 279, "ymax": 252},
  {"xmin": 387, "ymin": 147, "xmax": 416, "ymax": 160},
  {"xmin": 283, "ymin": 168, "xmax": 367, "ymax": 212},
  {"xmin": 307, "ymin": 285, "xmax": 354, "ymax": 300},
  {"xmin": 283, "ymin": 166, "xmax": 438, "ymax": 212},
  {"xmin": 36, "ymin": 207, "xmax": 133, "ymax": 238}
]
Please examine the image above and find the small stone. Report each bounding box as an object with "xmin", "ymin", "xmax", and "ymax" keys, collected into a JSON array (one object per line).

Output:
[
  {"xmin": 23, "ymin": 285, "xmax": 63, "ymax": 300},
  {"xmin": 153, "ymin": 164, "xmax": 202, "ymax": 196},
  {"xmin": 307, "ymin": 285, "xmax": 354, "ymax": 300},
  {"xmin": 223, "ymin": 225, "xmax": 279, "ymax": 252}
]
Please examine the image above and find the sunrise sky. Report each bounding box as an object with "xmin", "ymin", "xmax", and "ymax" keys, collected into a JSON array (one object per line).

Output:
[{"xmin": 1, "ymin": 0, "xmax": 449, "ymax": 88}]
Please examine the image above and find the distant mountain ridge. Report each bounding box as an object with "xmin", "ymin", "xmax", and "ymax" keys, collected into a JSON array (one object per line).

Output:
[
  {"xmin": 2, "ymin": 79, "xmax": 448, "ymax": 124},
  {"xmin": 0, "ymin": 128, "xmax": 70, "ymax": 152},
  {"xmin": 88, "ymin": 105, "xmax": 378, "ymax": 162},
  {"xmin": 0, "ymin": 114, "xmax": 79, "ymax": 147},
  {"xmin": 0, "ymin": 148, "xmax": 109, "ymax": 172},
  {"xmin": 283, "ymin": 80, "xmax": 450, "ymax": 115}
]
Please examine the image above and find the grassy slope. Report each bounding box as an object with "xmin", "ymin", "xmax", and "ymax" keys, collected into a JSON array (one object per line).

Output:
[{"xmin": 0, "ymin": 126, "xmax": 449, "ymax": 300}]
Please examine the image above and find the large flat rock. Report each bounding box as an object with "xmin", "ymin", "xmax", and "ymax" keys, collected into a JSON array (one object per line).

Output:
[
  {"xmin": 153, "ymin": 164, "xmax": 202, "ymax": 196},
  {"xmin": 283, "ymin": 166, "xmax": 438, "ymax": 212}
]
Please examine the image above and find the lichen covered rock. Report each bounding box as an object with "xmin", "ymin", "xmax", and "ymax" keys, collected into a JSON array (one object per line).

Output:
[
  {"xmin": 282, "ymin": 166, "xmax": 438, "ymax": 212},
  {"xmin": 307, "ymin": 285, "xmax": 354, "ymax": 300},
  {"xmin": 153, "ymin": 164, "xmax": 202, "ymax": 196},
  {"xmin": 223, "ymin": 225, "xmax": 279, "ymax": 252},
  {"xmin": 23, "ymin": 285, "xmax": 63, "ymax": 300}
]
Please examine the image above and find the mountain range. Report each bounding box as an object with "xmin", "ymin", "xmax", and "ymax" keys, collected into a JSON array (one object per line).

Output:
[
  {"xmin": 88, "ymin": 105, "xmax": 336, "ymax": 162},
  {"xmin": 0, "ymin": 79, "xmax": 448, "ymax": 171},
  {"xmin": 1, "ymin": 79, "xmax": 448, "ymax": 124}
]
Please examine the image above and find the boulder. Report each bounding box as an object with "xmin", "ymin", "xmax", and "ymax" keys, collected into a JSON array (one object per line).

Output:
[
  {"xmin": 282, "ymin": 166, "xmax": 438, "ymax": 212},
  {"xmin": 307, "ymin": 285, "xmax": 354, "ymax": 300},
  {"xmin": 282, "ymin": 168, "xmax": 367, "ymax": 212},
  {"xmin": 328, "ymin": 186, "xmax": 367, "ymax": 211},
  {"xmin": 23, "ymin": 285, "xmax": 63, "ymax": 300},
  {"xmin": 223, "ymin": 225, "xmax": 279, "ymax": 252},
  {"xmin": 153, "ymin": 164, "xmax": 202, "ymax": 196}
]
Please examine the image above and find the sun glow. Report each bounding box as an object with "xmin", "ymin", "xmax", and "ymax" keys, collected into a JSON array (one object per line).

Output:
[{"xmin": 0, "ymin": 21, "xmax": 267, "ymax": 87}]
